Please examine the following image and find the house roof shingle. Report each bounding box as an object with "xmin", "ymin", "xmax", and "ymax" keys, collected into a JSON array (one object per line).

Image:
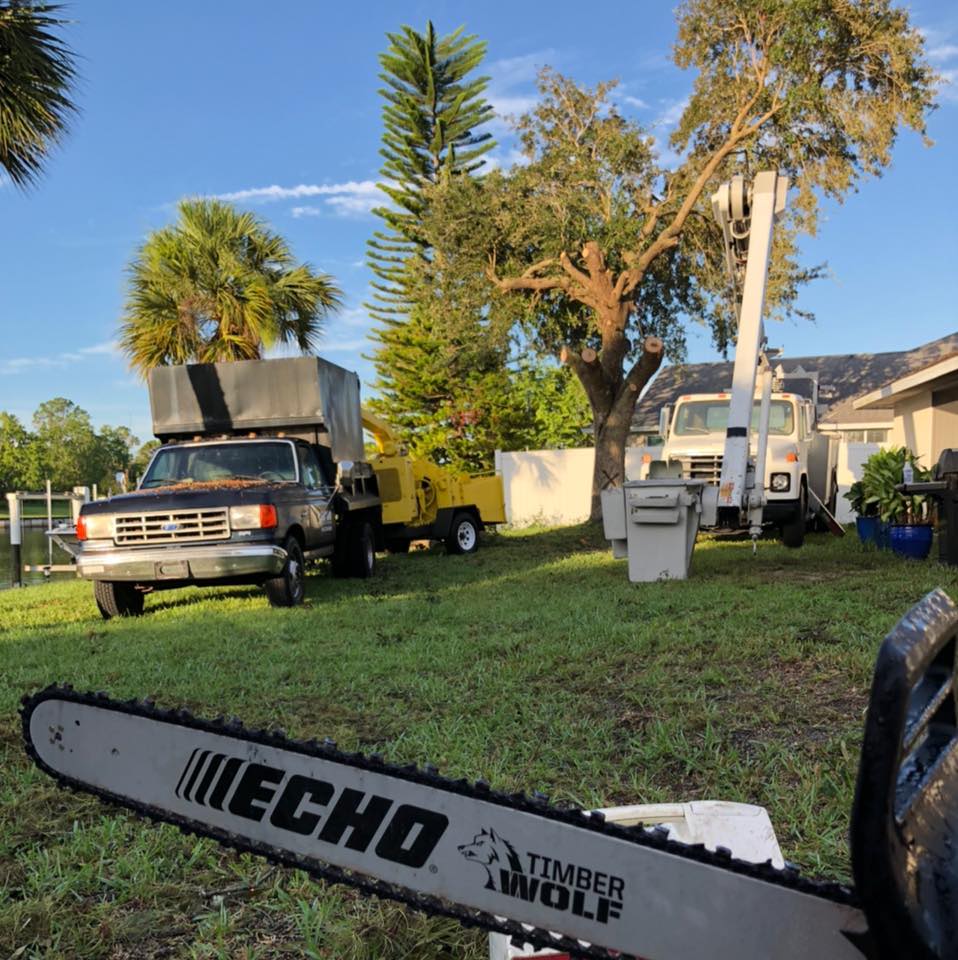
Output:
[{"xmin": 630, "ymin": 333, "xmax": 958, "ymax": 433}]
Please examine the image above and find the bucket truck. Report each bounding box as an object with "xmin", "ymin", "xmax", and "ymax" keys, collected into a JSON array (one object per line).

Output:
[{"xmin": 601, "ymin": 171, "xmax": 829, "ymax": 580}]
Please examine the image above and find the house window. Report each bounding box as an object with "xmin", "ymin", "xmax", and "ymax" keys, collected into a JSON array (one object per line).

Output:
[{"xmin": 841, "ymin": 429, "xmax": 888, "ymax": 443}]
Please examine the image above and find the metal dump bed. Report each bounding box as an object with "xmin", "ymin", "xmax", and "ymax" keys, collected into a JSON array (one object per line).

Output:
[{"xmin": 148, "ymin": 357, "xmax": 364, "ymax": 463}]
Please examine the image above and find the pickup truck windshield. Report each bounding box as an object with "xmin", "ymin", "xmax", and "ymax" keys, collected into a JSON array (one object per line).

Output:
[
  {"xmin": 673, "ymin": 400, "xmax": 795, "ymax": 437},
  {"xmin": 141, "ymin": 442, "xmax": 297, "ymax": 488}
]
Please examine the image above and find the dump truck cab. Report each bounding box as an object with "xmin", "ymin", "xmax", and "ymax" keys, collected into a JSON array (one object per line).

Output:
[{"xmin": 660, "ymin": 390, "xmax": 834, "ymax": 547}]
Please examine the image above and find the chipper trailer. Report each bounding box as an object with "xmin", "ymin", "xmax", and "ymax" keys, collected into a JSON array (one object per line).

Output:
[
  {"xmin": 21, "ymin": 588, "xmax": 958, "ymax": 958},
  {"xmin": 601, "ymin": 171, "xmax": 840, "ymax": 581},
  {"xmin": 361, "ymin": 408, "xmax": 506, "ymax": 555}
]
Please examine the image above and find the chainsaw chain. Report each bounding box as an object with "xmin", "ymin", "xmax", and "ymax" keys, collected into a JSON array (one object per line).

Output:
[{"xmin": 21, "ymin": 684, "xmax": 858, "ymax": 960}]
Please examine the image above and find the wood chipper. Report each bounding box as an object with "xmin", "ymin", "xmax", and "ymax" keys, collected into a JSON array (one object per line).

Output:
[{"xmin": 361, "ymin": 409, "xmax": 506, "ymax": 554}]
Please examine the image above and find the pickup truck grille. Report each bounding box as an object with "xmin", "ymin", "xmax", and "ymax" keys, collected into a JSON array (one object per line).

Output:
[
  {"xmin": 113, "ymin": 509, "xmax": 230, "ymax": 545},
  {"xmin": 679, "ymin": 455, "xmax": 724, "ymax": 484}
]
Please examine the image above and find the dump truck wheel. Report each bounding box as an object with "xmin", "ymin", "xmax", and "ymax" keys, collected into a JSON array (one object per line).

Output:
[
  {"xmin": 446, "ymin": 513, "xmax": 479, "ymax": 555},
  {"xmin": 93, "ymin": 580, "xmax": 145, "ymax": 619},
  {"xmin": 348, "ymin": 522, "xmax": 375, "ymax": 578},
  {"xmin": 385, "ymin": 538, "xmax": 411, "ymax": 554},
  {"xmin": 781, "ymin": 486, "xmax": 806, "ymax": 549},
  {"xmin": 265, "ymin": 536, "xmax": 306, "ymax": 607}
]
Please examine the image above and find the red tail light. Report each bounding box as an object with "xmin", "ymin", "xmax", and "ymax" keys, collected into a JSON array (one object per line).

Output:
[{"xmin": 76, "ymin": 515, "xmax": 88, "ymax": 541}]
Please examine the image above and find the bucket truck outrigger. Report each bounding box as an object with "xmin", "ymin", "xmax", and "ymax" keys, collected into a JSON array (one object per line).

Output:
[{"xmin": 601, "ymin": 171, "xmax": 820, "ymax": 581}]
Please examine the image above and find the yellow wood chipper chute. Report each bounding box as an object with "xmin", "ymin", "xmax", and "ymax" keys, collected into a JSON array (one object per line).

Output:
[{"xmin": 361, "ymin": 409, "xmax": 506, "ymax": 554}]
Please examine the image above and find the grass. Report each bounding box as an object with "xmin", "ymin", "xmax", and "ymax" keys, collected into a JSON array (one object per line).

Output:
[
  {"xmin": 1, "ymin": 525, "xmax": 957, "ymax": 958},
  {"xmin": 0, "ymin": 500, "xmax": 72, "ymax": 520}
]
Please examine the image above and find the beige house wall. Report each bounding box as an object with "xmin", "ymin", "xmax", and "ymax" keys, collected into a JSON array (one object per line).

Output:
[
  {"xmin": 932, "ymin": 396, "xmax": 958, "ymax": 459},
  {"xmin": 891, "ymin": 391, "xmax": 935, "ymax": 463}
]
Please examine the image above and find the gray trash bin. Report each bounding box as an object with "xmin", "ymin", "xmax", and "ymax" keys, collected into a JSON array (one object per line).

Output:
[{"xmin": 601, "ymin": 479, "xmax": 709, "ymax": 582}]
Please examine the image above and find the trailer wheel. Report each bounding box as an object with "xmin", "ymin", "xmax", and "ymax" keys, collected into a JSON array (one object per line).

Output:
[
  {"xmin": 265, "ymin": 536, "xmax": 306, "ymax": 607},
  {"xmin": 781, "ymin": 486, "xmax": 806, "ymax": 549},
  {"xmin": 385, "ymin": 538, "xmax": 411, "ymax": 554},
  {"xmin": 93, "ymin": 580, "xmax": 145, "ymax": 620},
  {"xmin": 347, "ymin": 522, "xmax": 376, "ymax": 578},
  {"xmin": 446, "ymin": 513, "xmax": 479, "ymax": 555}
]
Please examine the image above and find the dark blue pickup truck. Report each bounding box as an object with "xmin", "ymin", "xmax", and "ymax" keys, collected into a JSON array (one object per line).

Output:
[{"xmin": 76, "ymin": 357, "xmax": 382, "ymax": 619}]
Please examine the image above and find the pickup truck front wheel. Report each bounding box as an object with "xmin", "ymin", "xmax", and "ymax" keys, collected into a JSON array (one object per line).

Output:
[
  {"xmin": 93, "ymin": 580, "xmax": 144, "ymax": 620},
  {"xmin": 265, "ymin": 536, "xmax": 306, "ymax": 607}
]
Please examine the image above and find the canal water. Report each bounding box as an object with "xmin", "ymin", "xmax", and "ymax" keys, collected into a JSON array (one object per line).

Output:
[{"xmin": 0, "ymin": 526, "xmax": 77, "ymax": 590}]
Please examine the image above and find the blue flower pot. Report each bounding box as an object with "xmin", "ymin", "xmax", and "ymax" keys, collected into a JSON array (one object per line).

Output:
[
  {"xmin": 856, "ymin": 516, "xmax": 881, "ymax": 546},
  {"xmin": 889, "ymin": 524, "xmax": 933, "ymax": 560},
  {"xmin": 878, "ymin": 521, "xmax": 892, "ymax": 551}
]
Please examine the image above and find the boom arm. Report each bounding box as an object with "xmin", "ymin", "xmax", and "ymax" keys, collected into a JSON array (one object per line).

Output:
[{"xmin": 711, "ymin": 172, "xmax": 788, "ymax": 531}]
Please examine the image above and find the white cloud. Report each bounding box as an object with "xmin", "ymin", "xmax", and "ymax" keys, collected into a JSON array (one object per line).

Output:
[
  {"xmin": 79, "ymin": 340, "xmax": 120, "ymax": 357},
  {"xmin": 484, "ymin": 49, "xmax": 556, "ymax": 135},
  {"xmin": 291, "ymin": 205, "xmax": 323, "ymax": 218},
  {"xmin": 622, "ymin": 95, "xmax": 650, "ymax": 109},
  {"xmin": 0, "ymin": 340, "xmax": 121, "ymax": 375},
  {"xmin": 929, "ymin": 44, "xmax": 958, "ymax": 62},
  {"xmin": 213, "ymin": 180, "xmax": 380, "ymax": 204},
  {"xmin": 654, "ymin": 96, "xmax": 689, "ymax": 130}
]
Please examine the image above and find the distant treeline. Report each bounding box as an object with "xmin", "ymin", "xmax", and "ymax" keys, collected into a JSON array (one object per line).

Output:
[{"xmin": 0, "ymin": 399, "xmax": 157, "ymax": 496}]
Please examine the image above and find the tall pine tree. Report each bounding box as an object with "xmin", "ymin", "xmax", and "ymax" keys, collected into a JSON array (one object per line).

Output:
[{"xmin": 366, "ymin": 22, "xmax": 503, "ymax": 468}]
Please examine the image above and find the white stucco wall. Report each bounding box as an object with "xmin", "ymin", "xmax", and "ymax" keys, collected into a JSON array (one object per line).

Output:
[
  {"xmin": 499, "ymin": 441, "xmax": 879, "ymax": 527},
  {"xmin": 495, "ymin": 447, "xmax": 653, "ymax": 526}
]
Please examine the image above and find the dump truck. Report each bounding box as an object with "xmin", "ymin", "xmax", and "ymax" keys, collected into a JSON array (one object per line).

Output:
[
  {"xmin": 75, "ymin": 357, "xmax": 382, "ymax": 617},
  {"xmin": 361, "ymin": 409, "xmax": 506, "ymax": 554}
]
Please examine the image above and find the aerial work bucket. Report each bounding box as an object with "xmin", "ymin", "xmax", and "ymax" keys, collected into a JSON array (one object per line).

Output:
[{"xmin": 601, "ymin": 479, "xmax": 714, "ymax": 582}]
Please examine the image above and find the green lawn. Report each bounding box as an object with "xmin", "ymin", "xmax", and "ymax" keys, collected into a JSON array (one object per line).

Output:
[
  {"xmin": 0, "ymin": 500, "xmax": 72, "ymax": 520},
  {"xmin": 2, "ymin": 526, "xmax": 956, "ymax": 958}
]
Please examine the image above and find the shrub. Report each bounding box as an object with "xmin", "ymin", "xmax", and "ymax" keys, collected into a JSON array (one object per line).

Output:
[{"xmin": 860, "ymin": 446, "xmax": 932, "ymax": 524}]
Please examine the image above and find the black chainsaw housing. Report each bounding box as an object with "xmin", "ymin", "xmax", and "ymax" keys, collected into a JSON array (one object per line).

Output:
[{"xmin": 852, "ymin": 588, "xmax": 958, "ymax": 959}]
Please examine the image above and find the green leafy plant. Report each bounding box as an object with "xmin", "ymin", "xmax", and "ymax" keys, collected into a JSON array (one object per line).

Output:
[
  {"xmin": 843, "ymin": 480, "xmax": 874, "ymax": 517},
  {"xmin": 860, "ymin": 447, "xmax": 932, "ymax": 524}
]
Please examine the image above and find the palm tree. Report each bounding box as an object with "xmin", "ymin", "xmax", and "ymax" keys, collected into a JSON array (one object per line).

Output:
[
  {"xmin": 120, "ymin": 199, "xmax": 342, "ymax": 376},
  {"xmin": 0, "ymin": 1, "xmax": 78, "ymax": 188}
]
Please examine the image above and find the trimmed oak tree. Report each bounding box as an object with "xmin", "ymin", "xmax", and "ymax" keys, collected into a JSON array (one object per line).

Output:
[{"xmin": 420, "ymin": 0, "xmax": 938, "ymax": 518}]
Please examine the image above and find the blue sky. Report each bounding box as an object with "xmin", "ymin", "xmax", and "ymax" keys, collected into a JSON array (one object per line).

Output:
[{"xmin": 1, "ymin": 0, "xmax": 956, "ymax": 445}]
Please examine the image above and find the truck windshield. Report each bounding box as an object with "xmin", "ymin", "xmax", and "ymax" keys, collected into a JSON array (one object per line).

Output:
[
  {"xmin": 141, "ymin": 442, "xmax": 297, "ymax": 488},
  {"xmin": 672, "ymin": 400, "xmax": 795, "ymax": 437}
]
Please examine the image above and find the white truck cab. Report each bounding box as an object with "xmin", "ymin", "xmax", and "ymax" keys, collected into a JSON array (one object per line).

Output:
[{"xmin": 656, "ymin": 390, "xmax": 834, "ymax": 547}]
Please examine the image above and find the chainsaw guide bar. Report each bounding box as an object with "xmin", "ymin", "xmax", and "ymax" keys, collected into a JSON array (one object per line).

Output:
[{"xmin": 22, "ymin": 684, "xmax": 870, "ymax": 960}]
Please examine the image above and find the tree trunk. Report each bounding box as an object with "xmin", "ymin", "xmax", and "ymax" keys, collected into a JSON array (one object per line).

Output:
[
  {"xmin": 591, "ymin": 406, "xmax": 634, "ymax": 521},
  {"xmin": 563, "ymin": 332, "xmax": 664, "ymax": 522}
]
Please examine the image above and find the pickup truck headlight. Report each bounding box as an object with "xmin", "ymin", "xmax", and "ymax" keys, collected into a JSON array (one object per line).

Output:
[
  {"xmin": 770, "ymin": 473, "xmax": 791, "ymax": 493},
  {"xmin": 76, "ymin": 513, "xmax": 113, "ymax": 541},
  {"xmin": 229, "ymin": 504, "xmax": 278, "ymax": 530}
]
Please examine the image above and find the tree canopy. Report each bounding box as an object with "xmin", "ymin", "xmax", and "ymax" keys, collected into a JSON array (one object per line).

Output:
[
  {"xmin": 0, "ymin": 0, "xmax": 78, "ymax": 188},
  {"xmin": 119, "ymin": 199, "xmax": 341, "ymax": 376},
  {"xmin": 418, "ymin": 0, "xmax": 938, "ymax": 516}
]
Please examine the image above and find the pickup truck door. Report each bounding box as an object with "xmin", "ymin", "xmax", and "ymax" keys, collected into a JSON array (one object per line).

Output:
[{"xmin": 296, "ymin": 445, "xmax": 336, "ymax": 549}]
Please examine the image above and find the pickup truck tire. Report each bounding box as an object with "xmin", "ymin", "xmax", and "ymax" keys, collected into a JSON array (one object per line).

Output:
[
  {"xmin": 446, "ymin": 513, "xmax": 479, "ymax": 555},
  {"xmin": 781, "ymin": 486, "xmax": 807, "ymax": 549},
  {"xmin": 265, "ymin": 536, "xmax": 306, "ymax": 607},
  {"xmin": 93, "ymin": 580, "xmax": 144, "ymax": 619},
  {"xmin": 347, "ymin": 521, "xmax": 375, "ymax": 578}
]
